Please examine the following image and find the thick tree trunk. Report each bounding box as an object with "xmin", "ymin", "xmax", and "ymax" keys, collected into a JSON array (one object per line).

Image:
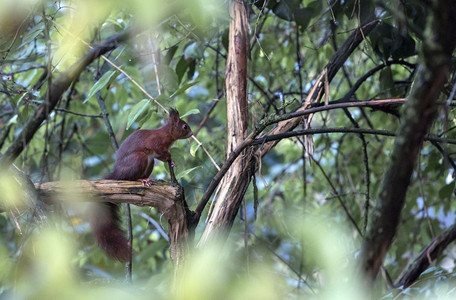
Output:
[
  {"xmin": 197, "ymin": 14, "xmax": 379, "ymax": 243},
  {"xmin": 360, "ymin": 0, "xmax": 456, "ymax": 283},
  {"xmin": 198, "ymin": 0, "xmax": 250, "ymax": 245}
]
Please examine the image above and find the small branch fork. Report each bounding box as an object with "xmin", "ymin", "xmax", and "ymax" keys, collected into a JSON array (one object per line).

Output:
[{"xmin": 192, "ymin": 98, "xmax": 408, "ymax": 223}]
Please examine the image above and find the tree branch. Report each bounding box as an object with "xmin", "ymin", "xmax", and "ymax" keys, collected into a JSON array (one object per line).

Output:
[
  {"xmin": 251, "ymin": 127, "xmax": 456, "ymax": 146},
  {"xmin": 262, "ymin": 98, "xmax": 406, "ymax": 127},
  {"xmin": 35, "ymin": 179, "xmax": 188, "ymax": 265},
  {"xmin": 257, "ymin": 17, "xmax": 380, "ymax": 158},
  {"xmin": 36, "ymin": 180, "xmax": 177, "ymax": 205},
  {"xmin": 395, "ymin": 224, "xmax": 456, "ymax": 288},
  {"xmin": 0, "ymin": 30, "xmax": 130, "ymax": 168},
  {"xmin": 194, "ymin": 98, "xmax": 404, "ymax": 219}
]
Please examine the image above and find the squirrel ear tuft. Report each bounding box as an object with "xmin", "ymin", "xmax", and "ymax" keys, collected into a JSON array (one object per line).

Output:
[{"xmin": 169, "ymin": 108, "xmax": 180, "ymax": 119}]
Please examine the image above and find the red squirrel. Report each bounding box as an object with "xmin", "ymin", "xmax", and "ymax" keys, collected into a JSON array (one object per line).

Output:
[{"xmin": 90, "ymin": 109, "xmax": 193, "ymax": 261}]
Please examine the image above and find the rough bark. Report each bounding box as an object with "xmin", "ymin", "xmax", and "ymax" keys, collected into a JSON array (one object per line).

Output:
[
  {"xmin": 198, "ymin": 0, "xmax": 250, "ymax": 245},
  {"xmin": 35, "ymin": 180, "xmax": 188, "ymax": 266},
  {"xmin": 195, "ymin": 16, "xmax": 380, "ymax": 242},
  {"xmin": 360, "ymin": 0, "xmax": 456, "ymax": 283}
]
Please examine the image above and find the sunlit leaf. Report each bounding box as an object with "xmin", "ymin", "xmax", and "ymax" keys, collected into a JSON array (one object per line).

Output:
[
  {"xmin": 84, "ymin": 69, "xmax": 118, "ymax": 103},
  {"xmin": 157, "ymin": 64, "xmax": 178, "ymax": 93},
  {"xmin": 127, "ymin": 99, "xmax": 150, "ymax": 129},
  {"xmin": 170, "ymin": 81, "xmax": 199, "ymax": 98},
  {"xmin": 181, "ymin": 108, "xmax": 200, "ymax": 118},
  {"xmin": 176, "ymin": 166, "xmax": 201, "ymax": 180},
  {"xmin": 190, "ymin": 142, "xmax": 201, "ymax": 157}
]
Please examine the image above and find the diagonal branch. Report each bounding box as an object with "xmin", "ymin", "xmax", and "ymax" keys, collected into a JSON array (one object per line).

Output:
[
  {"xmin": 258, "ymin": 18, "xmax": 380, "ymax": 157},
  {"xmin": 395, "ymin": 224, "xmax": 456, "ymax": 288},
  {"xmin": 0, "ymin": 30, "xmax": 130, "ymax": 168},
  {"xmin": 250, "ymin": 127, "xmax": 456, "ymax": 146},
  {"xmin": 193, "ymin": 98, "xmax": 398, "ymax": 220}
]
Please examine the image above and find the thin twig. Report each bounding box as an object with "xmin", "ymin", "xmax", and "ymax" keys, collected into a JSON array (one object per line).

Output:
[
  {"xmin": 54, "ymin": 108, "xmax": 103, "ymax": 118},
  {"xmin": 194, "ymin": 99, "xmax": 405, "ymax": 221},
  {"xmin": 0, "ymin": 30, "xmax": 130, "ymax": 167},
  {"xmin": 310, "ymin": 155, "xmax": 362, "ymax": 235},
  {"xmin": 48, "ymin": 18, "xmax": 220, "ymax": 171}
]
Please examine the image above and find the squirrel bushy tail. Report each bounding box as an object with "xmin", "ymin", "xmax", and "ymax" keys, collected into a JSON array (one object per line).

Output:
[{"xmin": 90, "ymin": 202, "xmax": 131, "ymax": 262}]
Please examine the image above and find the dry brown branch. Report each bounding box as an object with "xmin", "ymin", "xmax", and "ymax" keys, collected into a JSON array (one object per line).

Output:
[
  {"xmin": 258, "ymin": 18, "xmax": 379, "ymax": 157},
  {"xmin": 194, "ymin": 18, "xmax": 380, "ymax": 232},
  {"xmin": 35, "ymin": 180, "xmax": 188, "ymax": 266},
  {"xmin": 198, "ymin": 0, "xmax": 251, "ymax": 245}
]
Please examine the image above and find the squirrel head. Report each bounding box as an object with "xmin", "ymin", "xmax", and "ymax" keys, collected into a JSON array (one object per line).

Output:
[{"xmin": 167, "ymin": 108, "xmax": 193, "ymax": 139}]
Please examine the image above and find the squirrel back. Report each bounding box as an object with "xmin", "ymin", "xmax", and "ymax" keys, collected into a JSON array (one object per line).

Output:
[{"xmin": 91, "ymin": 109, "xmax": 192, "ymax": 261}]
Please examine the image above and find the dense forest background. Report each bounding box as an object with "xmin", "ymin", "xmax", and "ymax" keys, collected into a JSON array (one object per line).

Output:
[{"xmin": 1, "ymin": 0, "xmax": 456, "ymax": 299}]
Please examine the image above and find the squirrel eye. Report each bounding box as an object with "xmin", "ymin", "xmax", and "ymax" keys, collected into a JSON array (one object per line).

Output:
[{"xmin": 183, "ymin": 124, "xmax": 188, "ymax": 130}]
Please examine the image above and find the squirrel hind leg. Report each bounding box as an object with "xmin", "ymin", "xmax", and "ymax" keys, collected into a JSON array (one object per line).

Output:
[{"xmin": 106, "ymin": 152, "xmax": 153, "ymax": 181}]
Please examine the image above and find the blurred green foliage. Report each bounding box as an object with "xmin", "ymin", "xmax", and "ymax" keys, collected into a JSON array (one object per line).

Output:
[{"xmin": 1, "ymin": 0, "xmax": 456, "ymax": 299}]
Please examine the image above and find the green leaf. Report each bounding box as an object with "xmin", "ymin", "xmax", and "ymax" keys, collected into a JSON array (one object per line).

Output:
[
  {"xmin": 127, "ymin": 99, "xmax": 150, "ymax": 129},
  {"xmin": 164, "ymin": 45, "xmax": 179, "ymax": 65},
  {"xmin": 391, "ymin": 33, "xmax": 416, "ymax": 59},
  {"xmin": 106, "ymin": 16, "xmax": 126, "ymax": 30},
  {"xmin": 170, "ymin": 81, "xmax": 199, "ymax": 98},
  {"xmin": 187, "ymin": 59, "xmax": 196, "ymax": 80},
  {"xmin": 176, "ymin": 166, "xmax": 201, "ymax": 180},
  {"xmin": 370, "ymin": 22, "xmax": 415, "ymax": 60},
  {"xmin": 184, "ymin": 42, "xmax": 204, "ymax": 59},
  {"xmin": 421, "ymin": 266, "xmax": 440, "ymax": 276},
  {"xmin": 16, "ymin": 92, "xmax": 29, "ymax": 106},
  {"xmin": 176, "ymin": 56, "xmax": 191, "ymax": 83},
  {"xmin": 272, "ymin": 0, "xmax": 293, "ymax": 21},
  {"xmin": 190, "ymin": 142, "xmax": 201, "ymax": 157},
  {"xmin": 19, "ymin": 28, "xmax": 42, "ymax": 49},
  {"xmin": 18, "ymin": 105, "xmax": 32, "ymax": 124},
  {"xmin": 155, "ymin": 94, "xmax": 173, "ymax": 108},
  {"xmin": 157, "ymin": 65, "xmax": 179, "ymax": 93},
  {"xmin": 181, "ymin": 108, "xmax": 200, "ymax": 118},
  {"xmin": 293, "ymin": 8, "xmax": 314, "ymax": 29},
  {"xmin": 439, "ymin": 182, "xmax": 454, "ymax": 200},
  {"xmin": 84, "ymin": 70, "xmax": 118, "ymax": 103},
  {"xmin": 137, "ymin": 109, "xmax": 153, "ymax": 129},
  {"xmin": 221, "ymin": 29, "xmax": 229, "ymax": 52}
]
